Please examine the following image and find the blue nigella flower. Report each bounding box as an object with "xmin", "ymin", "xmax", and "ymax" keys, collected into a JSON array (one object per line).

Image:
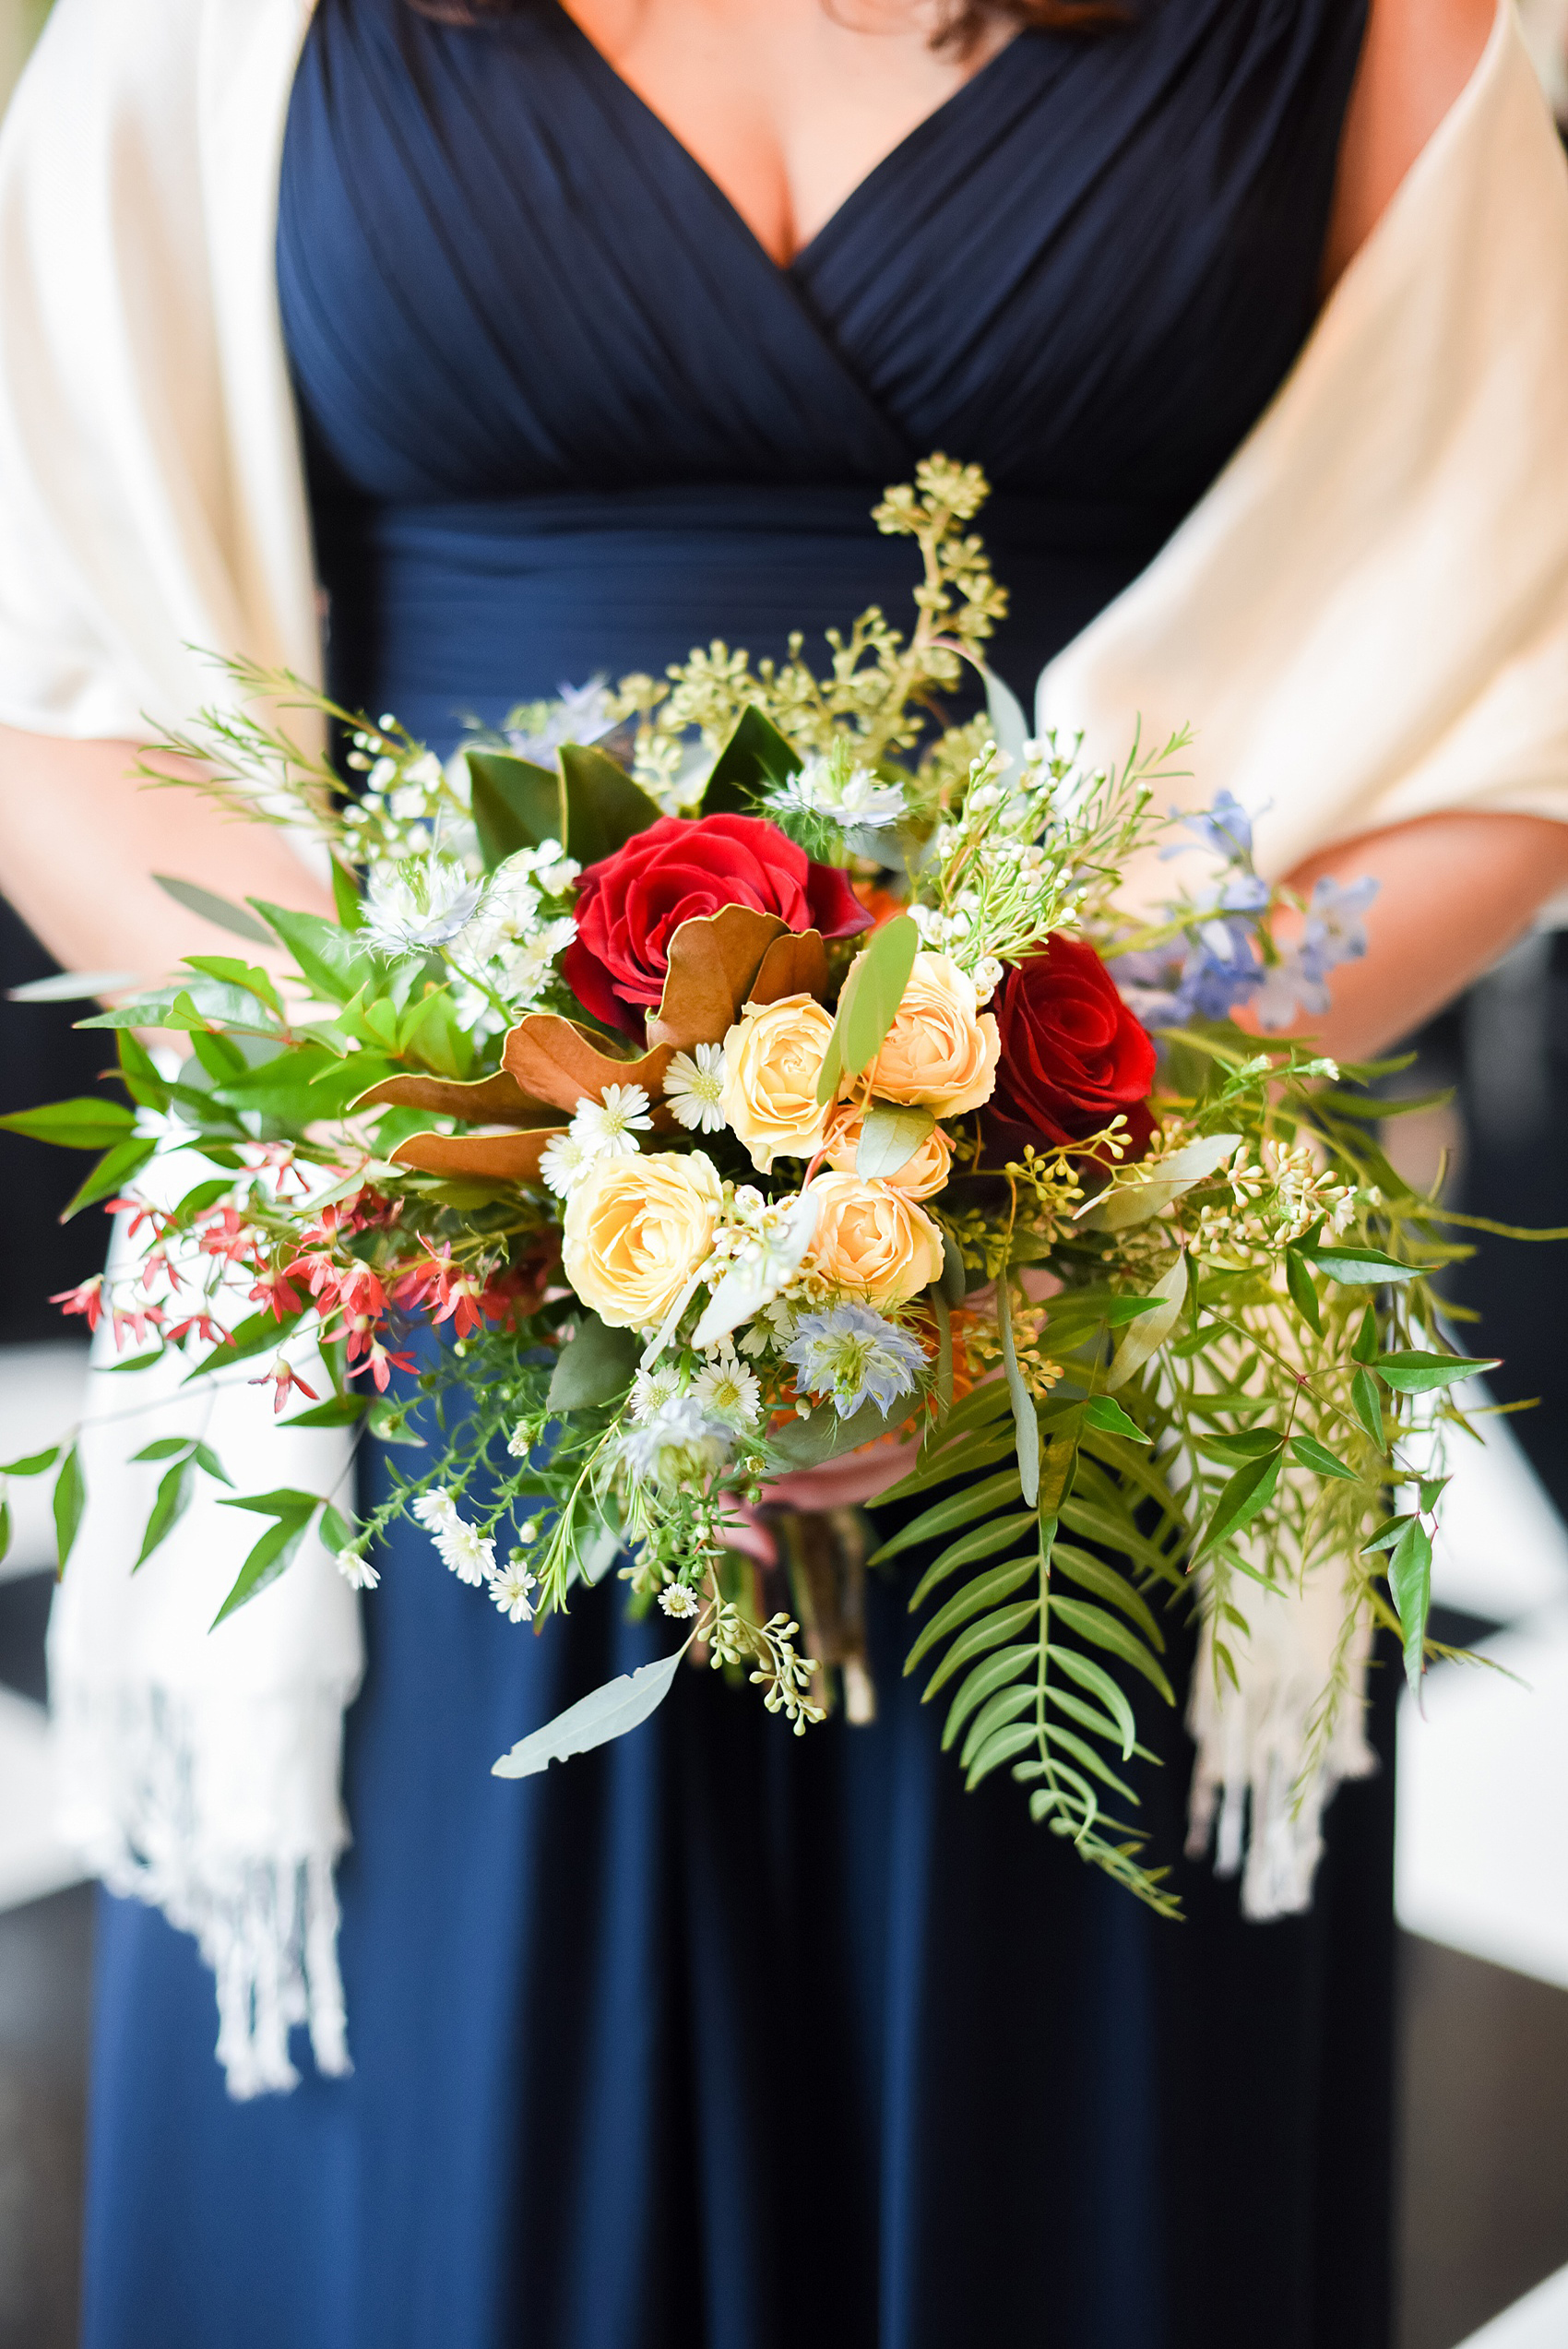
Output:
[{"xmin": 784, "ymin": 1305, "xmax": 925, "ymax": 1420}]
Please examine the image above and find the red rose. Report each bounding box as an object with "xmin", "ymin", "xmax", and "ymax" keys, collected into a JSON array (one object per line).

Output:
[
  {"xmin": 563, "ymin": 813, "xmax": 868, "ymax": 1034},
  {"xmin": 987, "ymin": 933, "xmax": 1157, "ymax": 1152}
]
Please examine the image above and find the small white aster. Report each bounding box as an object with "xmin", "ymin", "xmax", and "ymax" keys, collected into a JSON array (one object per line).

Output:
[
  {"xmin": 438, "ymin": 1520, "xmax": 495, "ymax": 1588},
  {"xmin": 630, "ymin": 1363, "xmax": 682, "ymax": 1424},
  {"xmin": 662, "ymin": 1043, "xmax": 728, "ymax": 1135},
  {"xmin": 569, "ymin": 1083, "xmax": 653, "ymax": 1160},
  {"xmin": 505, "ymin": 1421, "xmax": 532, "ymax": 1459},
  {"xmin": 490, "ymin": 1560, "xmax": 538, "ymax": 1624},
  {"xmin": 693, "ymin": 1354, "xmax": 762, "ymax": 1427},
  {"xmin": 411, "ymin": 1490, "xmax": 460, "ymax": 1536},
  {"xmin": 659, "ymin": 1580, "xmax": 701, "ymax": 1620},
  {"xmin": 337, "ymin": 1548, "xmax": 381, "ymax": 1592},
  {"xmin": 539, "ymin": 1130, "xmax": 592, "ymax": 1198}
]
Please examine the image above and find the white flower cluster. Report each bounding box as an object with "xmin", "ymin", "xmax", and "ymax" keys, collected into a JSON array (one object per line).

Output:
[
  {"xmin": 410, "ymin": 1490, "xmax": 539, "ymax": 1623},
  {"xmin": 920, "ymin": 743, "xmax": 1075, "ymax": 985},
  {"xmin": 540, "ymin": 1083, "xmax": 655, "ymax": 1198},
  {"xmin": 766, "ymin": 749, "xmax": 907, "ymax": 836},
  {"xmin": 340, "ymin": 739, "xmax": 462, "ymax": 863}
]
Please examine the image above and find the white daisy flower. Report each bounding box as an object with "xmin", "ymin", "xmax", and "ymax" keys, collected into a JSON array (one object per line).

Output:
[
  {"xmin": 693, "ymin": 1355, "xmax": 762, "ymax": 1427},
  {"xmin": 411, "ymin": 1490, "xmax": 493, "ymax": 1585},
  {"xmin": 490, "ymin": 1560, "xmax": 538, "ymax": 1625},
  {"xmin": 658, "ymin": 1580, "xmax": 701, "ymax": 1620},
  {"xmin": 630, "ymin": 1363, "xmax": 682, "ymax": 1424},
  {"xmin": 569, "ymin": 1083, "xmax": 654, "ymax": 1159},
  {"xmin": 662, "ymin": 1043, "xmax": 727, "ymax": 1134},
  {"xmin": 411, "ymin": 1490, "xmax": 460, "ymax": 1536},
  {"xmin": 539, "ymin": 1131, "xmax": 593, "ymax": 1198},
  {"xmin": 336, "ymin": 1548, "xmax": 381, "ymax": 1592}
]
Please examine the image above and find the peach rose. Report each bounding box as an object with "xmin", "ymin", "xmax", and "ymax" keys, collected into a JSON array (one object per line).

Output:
[
  {"xmin": 562, "ymin": 1150, "xmax": 722, "ymax": 1330},
  {"xmin": 719, "ymin": 993, "xmax": 836, "ymax": 1173},
  {"xmin": 867, "ymin": 951, "xmax": 999, "ymax": 1117},
  {"xmin": 823, "ymin": 1100, "xmax": 954, "ymax": 1201},
  {"xmin": 806, "ymin": 1172, "xmax": 944, "ymax": 1309}
]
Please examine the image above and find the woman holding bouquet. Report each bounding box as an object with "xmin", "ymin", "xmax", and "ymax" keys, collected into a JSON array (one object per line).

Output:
[{"xmin": 1, "ymin": 1, "xmax": 1564, "ymax": 2344}]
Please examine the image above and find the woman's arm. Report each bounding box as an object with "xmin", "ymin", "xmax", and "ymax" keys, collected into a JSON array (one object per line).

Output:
[
  {"xmin": 1323, "ymin": 0, "xmax": 1497, "ymax": 286},
  {"xmin": 0, "ymin": 726, "xmax": 334, "ymax": 984},
  {"xmin": 1248, "ymin": 813, "xmax": 1568, "ymax": 1065}
]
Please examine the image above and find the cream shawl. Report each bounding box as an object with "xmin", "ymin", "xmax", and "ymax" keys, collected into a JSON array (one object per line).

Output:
[{"xmin": 0, "ymin": 0, "xmax": 1565, "ymax": 2085}]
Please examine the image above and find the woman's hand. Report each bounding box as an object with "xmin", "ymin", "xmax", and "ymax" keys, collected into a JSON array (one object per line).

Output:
[
  {"xmin": 1241, "ymin": 812, "xmax": 1568, "ymax": 1065},
  {"xmin": 0, "ymin": 726, "xmax": 335, "ymax": 985}
]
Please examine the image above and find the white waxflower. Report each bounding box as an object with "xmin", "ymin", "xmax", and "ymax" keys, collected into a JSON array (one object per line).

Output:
[
  {"xmin": 362, "ymin": 854, "xmax": 484, "ymax": 952},
  {"xmin": 662, "ymin": 1043, "xmax": 728, "ymax": 1134},
  {"xmin": 490, "ymin": 1561, "xmax": 538, "ymax": 1625},
  {"xmin": 973, "ymin": 956, "xmax": 1004, "ymax": 1002},
  {"xmin": 692, "ymin": 1355, "xmax": 762, "ymax": 1427},
  {"xmin": 569, "ymin": 1084, "xmax": 654, "ymax": 1160},
  {"xmin": 337, "ymin": 1549, "xmax": 381, "ymax": 1592},
  {"xmin": 539, "ymin": 1131, "xmax": 593, "ymax": 1198},
  {"xmin": 659, "ymin": 1581, "xmax": 701, "ymax": 1620}
]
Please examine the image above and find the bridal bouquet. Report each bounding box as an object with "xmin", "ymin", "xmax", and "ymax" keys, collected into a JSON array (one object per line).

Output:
[{"xmin": 4, "ymin": 459, "xmax": 1500, "ymax": 1909}]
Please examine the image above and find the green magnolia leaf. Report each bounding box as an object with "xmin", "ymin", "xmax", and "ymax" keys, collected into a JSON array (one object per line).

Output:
[
  {"xmin": 1361, "ymin": 1513, "xmax": 1414, "ymax": 1556},
  {"xmin": 1290, "ymin": 1432, "xmax": 1359, "ymax": 1482},
  {"xmin": 1284, "ymin": 1246, "xmax": 1323, "ymax": 1335},
  {"xmin": 468, "ymin": 750, "xmax": 563, "ymax": 870},
  {"xmin": 153, "ymin": 874, "xmax": 275, "ymax": 945},
  {"xmin": 135, "ymin": 1458, "xmax": 195, "ymax": 1570},
  {"xmin": 1080, "ymin": 1395, "xmax": 1150, "ymax": 1445},
  {"xmin": 548, "ymin": 1314, "xmax": 645, "ymax": 1412},
  {"xmin": 211, "ymin": 1511, "xmax": 315, "ymax": 1627},
  {"xmin": 816, "ymin": 914, "xmax": 920, "ymax": 1104},
  {"xmin": 1195, "ymin": 1443, "xmax": 1284, "ymax": 1561},
  {"xmin": 1306, "ymin": 1244, "xmax": 1420, "ymax": 1286},
  {"xmin": 493, "ymin": 1644, "xmax": 689, "ymax": 1777},
  {"xmin": 1388, "ymin": 1517, "xmax": 1434, "ymax": 1691},
  {"xmin": 247, "ymin": 901, "xmax": 374, "ymax": 1006},
  {"xmin": 330, "ymin": 856, "xmax": 364, "ymax": 931},
  {"xmin": 904, "ymin": 1555, "xmax": 1037, "ymax": 1675},
  {"xmin": 0, "ymin": 1096, "xmax": 137, "ymax": 1150},
  {"xmin": 0, "ymin": 1447, "xmax": 58, "ymax": 1476},
  {"xmin": 1351, "ymin": 1366, "xmax": 1385, "ymax": 1449},
  {"xmin": 1106, "ymin": 1254, "xmax": 1189, "ymax": 1391},
  {"xmin": 1373, "ymin": 1350, "xmax": 1500, "ymax": 1394},
  {"xmin": 702, "ymin": 705, "xmax": 802, "ymax": 815},
  {"xmin": 62, "ymin": 1135, "xmax": 158, "ymax": 1221},
  {"xmin": 995, "ymin": 1268, "xmax": 1040, "ymax": 1508},
  {"xmin": 856, "ymin": 1101, "xmax": 935, "ymax": 1181},
  {"xmin": 557, "ymin": 744, "xmax": 660, "ymax": 866},
  {"xmin": 53, "ymin": 1444, "xmax": 85, "ymax": 1574}
]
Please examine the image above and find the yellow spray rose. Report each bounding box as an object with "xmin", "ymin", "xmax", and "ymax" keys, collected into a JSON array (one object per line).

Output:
[
  {"xmin": 719, "ymin": 993, "xmax": 836, "ymax": 1173},
  {"xmin": 823, "ymin": 1100, "xmax": 954, "ymax": 1201},
  {"xmin": 805, "ymin": 1172, "xmax": 944, "ymax": 1309},
  {"xmin": 867, "ymin": 951, "xmax": 999, "ymax": 1117},
  {"xmin": 562, "ymin": 1151, "xmax": 723, "ymax": 1330}
]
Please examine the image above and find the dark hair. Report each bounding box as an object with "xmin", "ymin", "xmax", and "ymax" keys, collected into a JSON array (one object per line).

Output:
[{"xmin": 409, "ymin": 2, "xmax": 1121, "ymax": 54}]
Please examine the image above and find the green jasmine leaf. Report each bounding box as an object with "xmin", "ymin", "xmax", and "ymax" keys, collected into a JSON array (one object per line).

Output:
[
  {"xmin": 1373, "ymin": 1350, "xmax": 1500, "ymax": 1394},
  {"xmin": 1351, "ymin": 1305, "xmax": 1380, "ymax": 1364},
  {"xmin": 1284, "ymin": 1246, "xmax": 1323, "ymax": 1334},
  {"xmin": 134, "ymin": 1458, "xmax": 196, "ymax": 1570},
  {"xmin": 1194, "ymin": 1442, "xmax": 1284, "ymax": 1562},
  {"xmin": 1351, "ymin": 1366, "xmax": 1385, "ymax": 1449},
  {"xmin": 62, "ymin": 1136, "xmax": 158, "ymax": 1221},
  {"xmin": 1361, "ymin": 1513, "xmax": 1414, "ymax": 1556},
  {"xmin": 0, "ymin": 1097, "xmax": 137, "ymax": 1150},
  {"xmin": 1388, "ymin": 1517, "xmax": 1434, "ymax": 1692},
  {"xmin": 1307, "ymin": 1244, "xmax": 1420, "ymax": 1285},
  {"xmin": 247, "ymin": 901, "xmax": 375, "ymax": 1007},
  {"xmin": 0, "ymin": 1448, "xmax": 57, "ymax": 1477},
  {"xmin": 330, "ymin": 856, "xmax": 364, "ymax": 932},
  {"xmin": 211, "ymin": 1510, "xmax": 315, "ymax": 1627},
  {"xmin": 1290, "ymin": 1432, "xmax": 1359, "ymax": 1482},
  {"xmin": 1081, "ymin": 1396, "xmax": 1151, "ymax": 1445},
  {"xmin": 53, "ymin": 1444, "xmax": 85, "ymax": 1575}
]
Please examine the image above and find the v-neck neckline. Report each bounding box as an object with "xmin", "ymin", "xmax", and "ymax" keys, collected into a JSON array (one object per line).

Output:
[{"xmin": 545, "ymin": 1, "xmax": 1026, "ymax": 275}]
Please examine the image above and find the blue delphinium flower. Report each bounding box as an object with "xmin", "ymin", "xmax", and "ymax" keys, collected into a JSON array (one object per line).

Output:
[
  {"xmin": 784, "ymin": 1305, "xmax": 925, "ymax": 1419},
  {"xmin": 1159, "ymin": 788, "xmax": 1256, "ymax": 865},
  {"xmin": 1253, "ymin": 876, "xmax": 1380, "ymax": 1031}
]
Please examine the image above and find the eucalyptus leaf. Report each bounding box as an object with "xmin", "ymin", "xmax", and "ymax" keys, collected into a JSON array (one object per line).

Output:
[
  {"xmin": 1087, "ymin": 1134, "xmax": 1241, "ymax": 1232},
  {"xmin": 856, "ymin": 1100, "xmax": 934, "ymax": 1181},
  {"xmin": 492, "ymin": 1644, "xmax": 689, "ymax": 1777},
  {"xmin": 153, "ymin": 875, "xmax": 275, "ymax": 946},
  {"xmin": 547, "ymin": 1312, "xmax": 641, "ymax": 1412},
  {"xmin": 1105, "ymin": 1254, "xmax": 1188, "ymax": 1391},
  {"xmin": 816, "ymin": 914, "xmax": 919, "ymax": 1104},
  {"xmin": 6, "ymin": 970, "xmax": 137, "ymax": 1004}
]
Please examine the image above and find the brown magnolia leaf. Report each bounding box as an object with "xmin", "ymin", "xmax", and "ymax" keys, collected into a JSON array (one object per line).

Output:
[
  {"xmin": 503, "ymin": 1019, "xmax": 673, "ymax": 1113},
  {"xmin": 747, "ymin": 928, "xmax": 826, "ymax": 1008},
  {"xmin": 390, "ymin": 1127, "xmax": 565, "ymax": 1184},
  {"xmin": 646, "ymin": 904, "xmax": 786, "ymax": 1049},
  {"xmin": 353, "ymin": 1069, "xmax": 558, "ymax": 1126}
]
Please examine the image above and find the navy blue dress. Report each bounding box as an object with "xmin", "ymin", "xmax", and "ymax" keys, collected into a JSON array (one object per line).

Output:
[{"xmin": 84, "ymin": 6, "xmax": 1397, "ymax": 2346}]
